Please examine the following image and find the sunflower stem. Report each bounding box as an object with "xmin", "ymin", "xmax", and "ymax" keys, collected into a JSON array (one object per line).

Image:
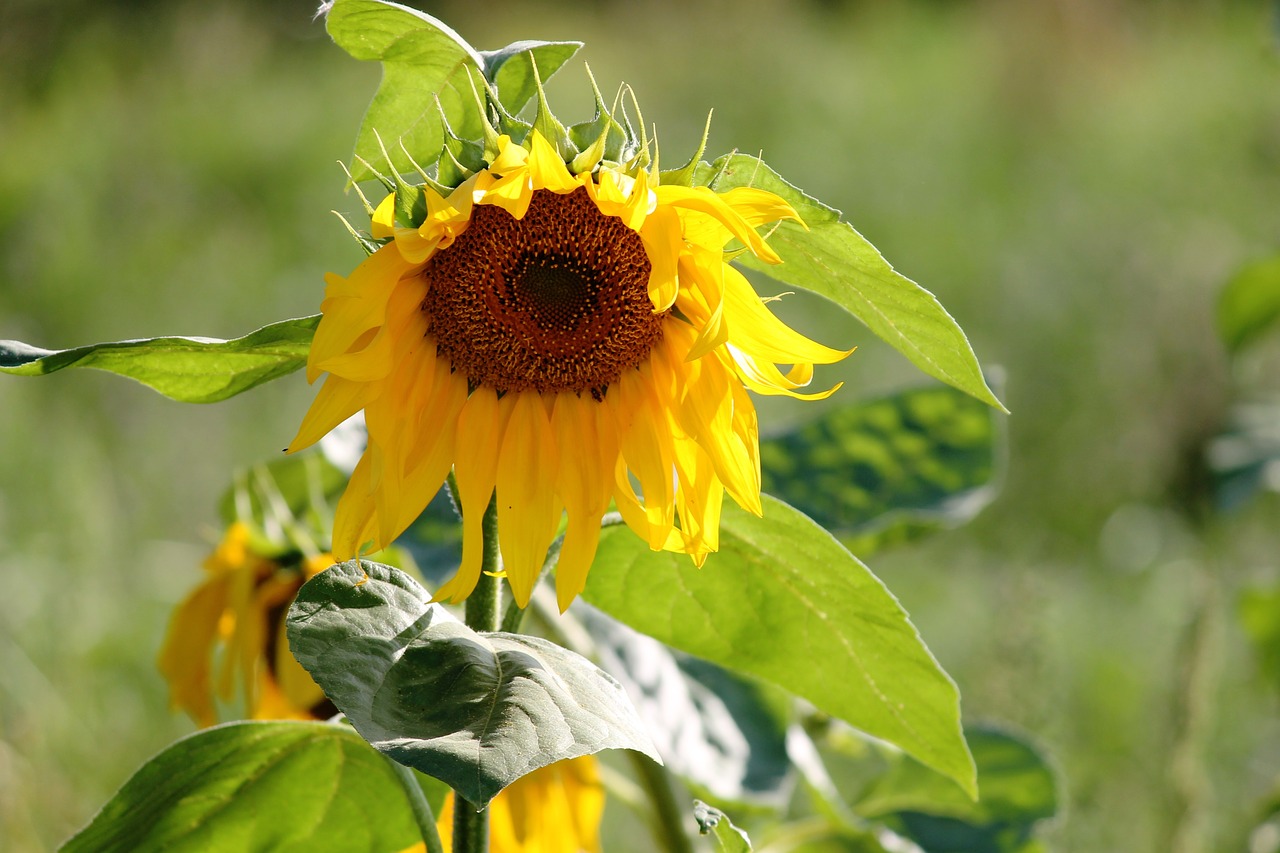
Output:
[
  {"xmin": 628, "ymin": 751, "xmax": 695, "ymax": 853},
  {"xmin": 455, "ymin": 493, "xmax": 500, "ymax": 853},
  {"xmin": 385, "ymin": 758, "xmax": 445, "ymax": 853}
]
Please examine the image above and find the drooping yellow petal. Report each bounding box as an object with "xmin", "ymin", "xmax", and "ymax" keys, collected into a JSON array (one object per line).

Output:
[
  {"xmin": 655, "ymin": 184, "xmax": 781, "ymax": 264},
  {"xmin": 720, "ymin": 264, "xmax": 851, "ymax": 365},
  {"xmin": 435, "ymin": 386, "xmax": 511, "ymax": 604},
  {"xmin": 611, "ymin": 366, "xmax": 676, "ymax": 548},
  {"xmin": 727, "ymin": 344, "xmax": 845, "ymax": 400},
  {"xmin": 640, "ymin": 204, "xmax": 683, "ymax": 312},
  {"xmin": 496, "ymin": 391, "xmax": 563, "ymax": 608},
  {"xmin": 551, "ymin": 393, "xmax": 615, "ymax": 611},
  {"xmin": 308, "ymin": 245, "xmax": 416, "ymax": 382},
  {"xmin": 679, "ymin": 185, "xmax": 803, "ymax": 250},
  {"xmin": 287, "ymin": 374, "xmax": 375, "ymax": 454},
  {"xmin": 157, "ymin": 573, "xmax": 233, "ymax": 728}
]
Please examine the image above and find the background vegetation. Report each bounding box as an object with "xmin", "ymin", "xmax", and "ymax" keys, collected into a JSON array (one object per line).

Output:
[{"xmin": 2, "ymin": 0, "xmax": 1279, "ymax": 850}]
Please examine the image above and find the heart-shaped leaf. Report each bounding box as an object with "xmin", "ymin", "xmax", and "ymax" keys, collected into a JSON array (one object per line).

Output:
[
  {"xmin": 61, "ymin": 721, "xmax": 421, "ymax": 853},
  {"xmin": 0, "ymin": 315, "xmax": 317, "ymax": 403},
  {"xmin": 583, "ymin": 496, "xmax": 975, "ymax": 798},
  {"xmin": 286, "ymin": 561, "xmax": 660, "ymax": 806},
  {"xmin": 578, "ymin": 604, "xmax": 792, "ymax": 805}
]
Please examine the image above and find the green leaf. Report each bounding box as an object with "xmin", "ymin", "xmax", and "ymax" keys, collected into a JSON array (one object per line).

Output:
[
  {"xmin": 856, "ymin": 724, "xmax": 1058, "ymax": 853},
  {"xmin": 480, "ymin": 41, "xmax": 583, "ymax": 117},
  {"xmin": 218, "ymin": 451, "xmax": 347, "ymax": 531},
  {"xmin": 61, "ymin": 721, "xmax": 421, "ymax": 853},
  {"xmin": 0, "ymin": 316, "xmax": 317, "ymax": 403},
  {"xmin": 694, "ymin": 154, "xmax": 1005, "ymax": 413},
  {"xmin": 760, "ymin": 385, "xmax": 1000, "ymax": 554},
  {"xmin": 693, "ymin": 800, "xmax": 752, "ymax": 852},
  {"xmin": 1217, "ymin": 253, "xmax": 1280, "ymax": 354},
  {"xmin": 578, "ymin": 605, "xmax": 792, "ymax": 805},
  {"xmin": 583, "ymin": 495, "xmax": 976, "ymax": 798},
  {"xmin": 325, "ymin": 0, "xmax": 482, "ymax": 183},
  {"xmin": 325, "ymin": 1, "xmax": 581, "ymax": 183},
  {"xmin": 286, "ymin": 561, "xmax": 661, "ymax": 806}
]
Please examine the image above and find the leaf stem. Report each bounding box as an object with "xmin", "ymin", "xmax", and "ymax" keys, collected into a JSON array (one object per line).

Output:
[
  {"xmin": 385, "ymin": 758, "xmax": 445, "ymax": 853},
  {"xmin": 627, "ymin": 751, "xmax": 695, "ymax": 853},
  {"xmin": 455, "ymin": 493, "xmax": 500, "ymax": 853}
]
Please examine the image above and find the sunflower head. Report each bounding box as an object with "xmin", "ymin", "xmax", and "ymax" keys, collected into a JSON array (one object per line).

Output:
[
  {"xmin": 290, "ymin": 69, "xmax": 851, "ymax": 611},
  {"xmin": 157, "ymin": 522, "xmax": 334, "ymax": 726}
]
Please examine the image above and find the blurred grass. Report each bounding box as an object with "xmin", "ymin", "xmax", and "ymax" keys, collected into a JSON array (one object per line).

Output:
[{"xmin": 2, "ymin": 0, "xmax": 1280, "ymax": 850}]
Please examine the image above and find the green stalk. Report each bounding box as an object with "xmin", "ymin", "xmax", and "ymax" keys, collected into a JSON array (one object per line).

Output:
[
  {"xmin": 385, "ymin": 758, "xmax": 445, "ymax": 853},
  {"xmin": 628, "ymin": 751, "xmax": 695, "ymax": 853},
  {"xmin": 454, "ymin": 494, "xmax": 500, "ymax": 853}
]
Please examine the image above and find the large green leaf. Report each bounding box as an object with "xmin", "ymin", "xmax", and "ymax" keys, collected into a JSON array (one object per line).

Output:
[
  {"xmin": 760, "ymin": 384, "xmax": 1000, "ymax": 554},
  {"xmin": 694, "ymin": 154, "xmax": 1004, "ymax": 412},
  {"xmin": 286, "ymin": 561, "xmax": 660, "ymax": 807},
  {"xmin": 0, "ymin": 315, "xmax": 317, "ymax": 403},
  {"xmin": 578, "ymin": 604, "xmax": 793, "ymax": 805},
  {"xmin": 325, "ymin": 0, "xmax": 580, "ymax": 182},
  {"xmin": 582, "ymin": 496, "xmax": 976, "ymax": 798},
  {"xmin": 61, "ymin": 721, "xmax": 421, "ymax": 853},
  {"xmin": 1217, "ymin": 253, "xmax": 1280, "ymax": 354},
  {"xmin": 855, "ymin": 724, "xmax": 1058, "ymax": 853}
]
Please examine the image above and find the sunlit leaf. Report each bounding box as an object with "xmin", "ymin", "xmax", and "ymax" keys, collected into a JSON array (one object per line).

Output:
[
  {"xmin": 694, "ymin": 154, "xmax": 1004, "ymax": 412},
  {"xmin": 325, "ymin": 0, "xmax": 580, "ymax": 182},
  {"xmin": 578, "ymin": 605, "xmax": 792, "ymax": 805},
  {"xmin": 60, "ymin": 721, "xmax": 420, "ymax": 853},
  {"xmin": 1217, "ymin": 253, "xmax": 1280, "ymax": 354},
  {"xmin": 286, "ymin": 561, "xmax": 660, "ymax": 807},
  {"xmin": 583, "ymin": 496, "xmax": 976, "ymax": 798},
  {"xmin": 0, "ymin": 316, "xmax": 317, "ymax": 403},
  {"xmin": 761, "ymin": 385, "xmax": 1000, "ymax": 554},
  {"xmin": 693, "ymin": 800, "xmax": 752, "ymax": 852},
  {"xmin": 856, "ymin": 724, "xmax": 1058, "ymax": 853},
  {"xmin": 217, "ymin": 451, "xmax": 347, "ymax": 531}
]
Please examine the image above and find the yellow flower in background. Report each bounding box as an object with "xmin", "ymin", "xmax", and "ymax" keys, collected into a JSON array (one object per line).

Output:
[
  {"xmin": 289, "ymin": 130, "xmax": 849, "ymax": 611},
  {"xmin": 157, "ymin": 522, "xmax": 332, "ymax": 726},
  {"xmin": 397, "ymin": 756, "xmax": 604, "ymax": 853}
]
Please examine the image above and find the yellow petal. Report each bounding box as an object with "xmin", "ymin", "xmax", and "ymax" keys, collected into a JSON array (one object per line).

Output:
[
  {"xmin": 655, "ymin": 184, "xmax": 781, "ymax": 264},
  {"xmin": 640, "ymin": 205, "xmax": 683, "ymax": 312},
  {"xmin": 286, "ymin": 376, "xmax": 370, "ymax": 454},
  {"xmin": 156, "ymin": 573, "xmax": 232, "ymax": 728},
  {"xmin": 526, "ymin": 129, "xmax": 579, "ymax": 193},
  {"xmin": 496, "ymin": 392, "xmax": 563, "ymax": 608},
  {"xmin": 721, "ymin": 264, "xmax": 851, "ymax": 365},
  {"xmin": 371, "ymin": 192, "xmax": 397, "ymax": 239},
  {"xmin": 435, "ymin": 386, "xmax": 511, "ymax": 604},
  {"xmin": 551, "ymin": 393, "xmax": 615, "ymax": 611},
  {"xmin": 610, "ymin": 367, "xmax": 676, "ymax": 548}
]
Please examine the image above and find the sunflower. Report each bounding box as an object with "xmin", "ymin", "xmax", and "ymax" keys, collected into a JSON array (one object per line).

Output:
[
  {"xmin": 157, "ymin": 522, "xmax": 333, "ymax": 726},
  {"xmin": 289, "ymin": 126, "xmax": 849, "ymax": 611},
  {"xmin": 413, "ymin": 755, "xmax": 604, "ymax": 853}
]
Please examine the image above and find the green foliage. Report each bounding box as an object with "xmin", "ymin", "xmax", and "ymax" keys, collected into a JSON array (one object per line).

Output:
[
  {"xmin": 0, "ymin": 316, "xmax": 317, "ymax": 403},
  {"xmin": 760, "ymin": 385, "xmax": 999, "ymax": 553},
  {"xmin": 60, "ymin": 721, "xmax": 421, "ymax": 853},
  {"xmin": 324, "ymin": 0, "xmax": 579, "ymax": 182},
  {"xmin": 286, "ymin": 560, "xmax": 660, "ymax": 807},
  {"xmin": 584, "ymin": 495, "xmax": 976, "ymax": 798},
  {"xmin": 855, "ymin": 725, "xmax": 1058, "ymax": 852},
  {"xmin": 1207, "ymin": 401, "xmax": 1280, "ymax": 511},
  {"xmin": 693, "ymin": 154, "xmax": 1004, "ymax": 413},
  {"xmin": 693, "ymin": 800, "xmax": 753, "ymax": 852},
  {"xmin": 579, "ymin": 605, "xmax": 793, "ymax": 805},
  {"xmin": 1217, "ymin": 253, "xmax": 1280, "ymax": 354},
  {"xmin": 217, "ymin": 451, "xmax": 346, "ymax": 534}
]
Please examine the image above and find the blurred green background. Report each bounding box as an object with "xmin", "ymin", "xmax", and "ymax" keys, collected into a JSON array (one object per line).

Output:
[{"xmin": 3, "ymin": 0, "xmax": 1280, "ymax": 850}]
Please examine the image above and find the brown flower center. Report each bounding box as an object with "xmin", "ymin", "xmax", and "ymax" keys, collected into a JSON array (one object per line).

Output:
[{"xmin": 421, "ymin": 187, "xmax": 663, "ymax": 395}]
